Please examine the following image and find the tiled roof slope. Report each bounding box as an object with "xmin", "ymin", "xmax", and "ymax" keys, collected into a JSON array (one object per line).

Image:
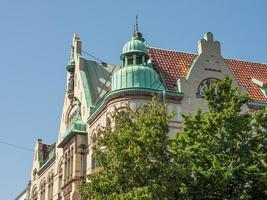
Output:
[
  {"xmin": 226, "ymin": 59, "xmax": 267, "ymax": 103},
  {"xmin": 149, "ymin": 48, "xmax": 197, "ymax": 91},
  {"xmin": 149, "ymin": 48, "xmax": 267, "ymax": 103}
]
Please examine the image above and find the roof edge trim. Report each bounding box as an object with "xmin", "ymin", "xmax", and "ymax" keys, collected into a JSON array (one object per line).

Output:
[
  {"xmin": 248, "ymin": 100, "xmax": 267, "ymax": 107},
  {"xmin": 87, "ymin": 88, "xmax": 183, "ymax": 123}
]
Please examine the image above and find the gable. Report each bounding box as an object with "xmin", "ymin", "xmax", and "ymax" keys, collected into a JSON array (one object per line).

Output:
[{"xmin": 149, "ymin": 47, "xmax": 267, "ymax": 104}]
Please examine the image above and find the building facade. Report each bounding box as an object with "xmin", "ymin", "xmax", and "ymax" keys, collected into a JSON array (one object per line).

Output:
[{"xmin": 24, "ymin": 30, "xmax": 267, "ymax": 200}]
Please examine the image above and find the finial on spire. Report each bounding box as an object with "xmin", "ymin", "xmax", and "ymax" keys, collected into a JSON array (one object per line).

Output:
[
  {"xmin": 135, "ymin": 15, "xmax": 139, "ymax": 33},
  {"xmin": 133, "ymin": 15, "xmax": 144, "ymax": 41}
]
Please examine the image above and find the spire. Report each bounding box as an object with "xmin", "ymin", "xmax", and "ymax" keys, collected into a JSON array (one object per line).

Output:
[
  {"xmin": 133, "ymin": 15, "xmax": 144, "ymax": 42},
  {"xmin": 135, "ymin": 15, "xmax": 139, "ymax": 33}
]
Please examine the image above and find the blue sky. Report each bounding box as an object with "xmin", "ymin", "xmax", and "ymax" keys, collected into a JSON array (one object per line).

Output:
[{"xmin": 0, "ymin": 0, "xmax": 266, "ymax": 199}]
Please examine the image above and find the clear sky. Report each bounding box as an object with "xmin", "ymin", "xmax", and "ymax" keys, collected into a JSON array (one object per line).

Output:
[{"xmin": 0, "ymin": 0, "xmax": 266, "ymax": 199}]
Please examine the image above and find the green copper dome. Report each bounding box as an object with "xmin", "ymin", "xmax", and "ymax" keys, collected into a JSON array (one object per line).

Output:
[
  {"xmin": 64, "ymin": 112, "xmax": 86, "ymax": 137},
  {"xmin": 112, "ymin": 65, "xmax": 164, "ymax": 90},
  {"xmin": 72, "ymin": 118, "xmax": 86, "ymax": 132},
  {"xmin": 66, "ymin": 59, "xmax": 75, "ymax": 72},
  {"xmin": 112, "ymin": 30, "xmax": 165, "ymax": 91},
  {"xmin": 121, "ymin": 38, "xmax": 148, "ymax": 59}
]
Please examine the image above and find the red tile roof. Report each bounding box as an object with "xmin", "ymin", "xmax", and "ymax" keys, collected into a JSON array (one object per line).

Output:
[
  {"xmin": 149, "ymin": 47, "xmax": 267, "ymax": 103},
  {"xmin": 149, "ymin": 48, "xmax": 197, "ymax": 91},
  {"xmin": 252, "ymin": 77, "xmax": 267, "ymax": 85}
]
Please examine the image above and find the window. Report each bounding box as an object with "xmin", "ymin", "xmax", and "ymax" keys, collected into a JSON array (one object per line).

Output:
[
  {"xmin": 64, "ymin": 148, "xmax": 74, "ymax": 184},
  {"xmin": 196, "ymin": 78, "xmax": 219, "ymax": 98},
  {"xmin": 128, "ymin": 56, "xmax": 134, "ymax": 65},
  {"xmin": 70, "ymin": 148, "xmax": 74, "ymax": 178},
  {"xmin": 58, "ymin": 160, "xmax": 63, "ymax": 196},
  {"xmin": 106, "ymin": 117, "xmax": 111, "ymax": 128},
  {"xmin": 47, "ymin": 173, "xmax": 54, "ymax": 200},
  {"xmin": 64, "ymin": 154, "xmax": 68, "ymax": 183},
  {"xmin": 81, "ymin": 151, "xmax": 86, "ymax": 178},
  {"xmin": 91, "ymin": 153, "xmax": 97, "ymax": 170},
  {"xmin": 40, "ymin": 180, "xmax": 46, "ymax": 200},
  {"xmin": 136, "ymin": 55, "xmax": 142, "ymax": 65},
  {"xmin": 67, "ymin": 156, "xmax": 70, "ymax": 180}
]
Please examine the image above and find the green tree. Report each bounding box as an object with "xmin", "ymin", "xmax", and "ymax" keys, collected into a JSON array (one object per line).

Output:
[
  {"xmin": 80, "ymin": 77, "xmax": 267, "ymax": 199},
  {"xmin": 79, "ymin": 96, "xmax": 176, "ymax": 199},
  {"xmin": 170, "ymin": 77, "xmax": 267, "ymax": 199}
]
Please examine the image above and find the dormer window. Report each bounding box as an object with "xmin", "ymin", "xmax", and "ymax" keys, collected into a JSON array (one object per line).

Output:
[{"xmin": 252, "ymin": 78, "xmax": 267, "ymax": 97}]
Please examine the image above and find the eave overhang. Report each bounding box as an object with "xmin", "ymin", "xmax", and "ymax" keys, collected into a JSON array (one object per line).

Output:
[
  {"xmin": 247, "ymin": 100, "xmax": 267, "ymax": 108},
  {"xmin": 58, "ymin": 129, "xmax": 87, "ymax": 148}
]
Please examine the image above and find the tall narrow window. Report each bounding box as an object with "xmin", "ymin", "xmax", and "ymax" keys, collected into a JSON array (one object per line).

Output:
[
  {"xmin": 48, "ymin": 183, "xmax": 50, "ymax": 200},
  {"xmin": 51, "ymin": 181, "xmax": 53, "ymax": 200},
  {"xmin": 58, "ymin": 161, "xmax": 63, "ymax": 199},
  {"xmin": 106, "ymin": 117, "xmax": 111, "ymax": 128},
  {"xmin": 50, "ymin": 174, "xmax": 54, "ymax": 200},
  {"xmin": 70, "ymin": 149, "xmax": 73, "ymax": 178},
  {"xmin": 64, "ymin": 157, "xmax": 67, "ymax": 183},
  {"xmin": 40, "ymin": 181, "xmax": 46, "ymax": 200},
  {"xmin": 43, "ymin": 182, "xmax": 46, "ymax": 200},
  {"xmin": 67, "ymin": 157, "xmax": 70, "ymax": 181},
  {"xmin": 91, "ymin": 154, "xmax": 97, "ymax": 170},
  {"xmin": 128, "ymin": 56, "xmax": 134, "ymax": 65},
  {"xmin": 136, "ymin": 55, "xmax": 142, "ymax": 65}
]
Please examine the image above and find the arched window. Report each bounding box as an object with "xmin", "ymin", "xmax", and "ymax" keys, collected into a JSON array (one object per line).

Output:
[
  {"xmin": 106, "ymin": 117, "xmax": 111, "ymax": 128},
  {"xmin": 196, "ymin": 78, "xmax": 220, "ymax": 98}
]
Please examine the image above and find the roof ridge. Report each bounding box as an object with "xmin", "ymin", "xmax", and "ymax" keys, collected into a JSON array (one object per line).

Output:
[
  {"xmin": 150, "ymin": 47, "xmax": 197, "ymax": 55},
  {"xmin": 151, "ymin": 46, "xmax": 267, "ymax": 66},
  {"xmin": 224, "ymin": 56, "xmax": 267, "ymax": 66}
]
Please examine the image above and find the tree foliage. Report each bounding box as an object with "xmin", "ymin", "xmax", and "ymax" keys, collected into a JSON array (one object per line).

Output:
[
  {"xmin": 79, "ymin": 96, "xmax": 175, "ymax": 199},
  {"xmin": 170, "ymin": 77, "xmax": 267, "ymax": 199},
  {"xmin": 80, "ymin": 77, "xmax": 267, "ymax": 199}
]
